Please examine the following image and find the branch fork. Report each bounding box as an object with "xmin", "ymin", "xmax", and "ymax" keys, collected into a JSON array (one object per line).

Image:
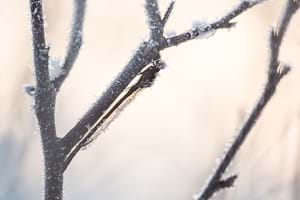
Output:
[{"xmin": 28, "ymin": 0, "xmax": 275, "ymax": 199}]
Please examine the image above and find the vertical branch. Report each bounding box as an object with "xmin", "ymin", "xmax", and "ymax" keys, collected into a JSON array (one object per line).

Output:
[
  {"xmin": 196, "ymin": 1, "xmax": 299, "ymax": 199},
  {"xmin": 30, "ymin": 0, "xmax": 63, "ymax": 200},
  {"xmin": 165, "ymin": 0, "xmax": 267, "ymax": 47},
  {"xmin": 30, "ymin": 0, "xmax": 56, "ymax": 143}
]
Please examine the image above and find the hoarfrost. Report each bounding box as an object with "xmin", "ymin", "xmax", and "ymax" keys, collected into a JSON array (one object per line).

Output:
[
  {"xmin": 191, "ymin": 20, "xmax": 216, "ymax": 39},
  {"xmin": 48, "ymin": 58, "xmax": 64, "ymax": 81},
  {"xmin": 165, "ymin": 30, "xmax": 177, "ymax": 37}
]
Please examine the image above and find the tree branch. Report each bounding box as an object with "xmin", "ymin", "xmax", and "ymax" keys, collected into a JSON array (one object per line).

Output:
[
  {"xmin": 30, "ymin": 1, "xmax": 64, "ymax": 200},
  {"xmin": 53, "ymin": 0, "xmax": 86, "ymax": 92},
  {"xmin": 195, "ymin": 1, "xmax": 299, "ymax": 199},
  {"xmin": 145, "ymin": 0, "xmax": 163, "ymax": 41},
  {"xmin": 30, "ymin": 0, "xmax": 56, "ymax": 141},
  {"xmin": 162, "ymin": 0, "xmax": 175, "ymax": 28},
  {"xmin": 60, "ymin": 0, "xmax": 267, "ymax": 169},
  {"xmin": 26, "ymin": 0, "xmax": 86, "ymax": 95},
  {"xmin": 165, "ymin": 0, "xmax": 267, "ymax": 47}
]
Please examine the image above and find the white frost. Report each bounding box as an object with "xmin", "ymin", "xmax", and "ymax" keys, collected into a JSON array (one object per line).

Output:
[
  {"xmin": 165, "ymin": 30, "xmax": 177, "ymax": 37},
  {"xmin": 191, "ymin": 20, "xmax": 216, "ymax": 39},
  {"xmin": 48, "ymin": 58, "xmax": 64, "ymax": 81}
]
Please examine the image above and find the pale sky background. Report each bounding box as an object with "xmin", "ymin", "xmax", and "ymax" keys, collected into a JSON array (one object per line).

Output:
[{"xmin": 0, "ymin": 0, "xmax": 300, "ymax": 200}]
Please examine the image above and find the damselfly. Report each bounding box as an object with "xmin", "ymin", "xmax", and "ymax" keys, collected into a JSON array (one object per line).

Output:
[{"xmin": 80, "ymin": 59, "xmax": 164, "ymax": 147}]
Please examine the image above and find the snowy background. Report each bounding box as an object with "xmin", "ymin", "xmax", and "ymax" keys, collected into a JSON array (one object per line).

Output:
[{"xmin": 0, "ymin": 0, "xmax": 300, "ymax": 199}]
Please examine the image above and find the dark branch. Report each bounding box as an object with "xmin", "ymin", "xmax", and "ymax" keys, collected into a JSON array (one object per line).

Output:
[
  {"xmin": 269, "ymin": 0, "xmax": 300, "ymax": 76},
  {"xmin": 27, "ymin": 0, "xmax": 87, "ymax": 95},
  {"xmin": 162, "ymin": 1, "xmax": 175, "ymax": 27},
  {"xmin": 202, "ymin": 175, "xmax": 238, "ymax": 198},
  {"xmin": 61, "ymin": 42, "xmax": 160, "ymax": 155},
  {"xmin": 30, "ymin": 0, "xmax": 57, "ymax": 140},
  {"xmin": 53, "ymin": 0, "xmax": 86, "ymax": 92},
  {"xmin": 165, "ymin": 0, "xmax": 266, "ymax": 47},
  {"xmin": 60, "ymin": 0, "xmax": 267, "ymax": 169},
  {"xmin": 30, "ymin": 0, "xmax": 49, "ymax": 88},
  {"xmin": 197, "ymin": 66, "xmax": 290, "ymax": 200},
  {"xmin": 30, "ymin": 1, "xmax": 62, "ymax": 198},
  {"xmin": 145, "ymin": 0, "xmax": 163, "ymax": 41},
  {"xmin": 196, "ymin": 1, "xmax": 299, "ymax": 199}
]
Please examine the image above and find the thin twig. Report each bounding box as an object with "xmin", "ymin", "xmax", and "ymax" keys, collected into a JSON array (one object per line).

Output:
[
  {"xmin": 53, "ymin": 0, "xmax": 86, "ymax": 92},
  {"xmin": 30, "ymin": 0, "xmax": 56, "ymax": 140},
  {"xmin": 61, "ymin": 0, "xmax": 266, "ymax": 167},
  {"xmin": 196, "ymin": 1, "xmax": 299, "ymax": 199},
  {"xmin": 26, "ymin": 0, "xmax": 86, "ymax": 95},
  {"xmin": 162, "ymin": 1, "xmax": 175, "ymax": 27},
  {"xmin": 269, "ymin": 0, "xmax": 300, "ymax": 76}
]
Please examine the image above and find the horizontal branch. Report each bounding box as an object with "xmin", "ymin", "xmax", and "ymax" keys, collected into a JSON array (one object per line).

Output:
[{"xmin": 165, "ymin": 0, "xmax": 266, "ymax": 47}]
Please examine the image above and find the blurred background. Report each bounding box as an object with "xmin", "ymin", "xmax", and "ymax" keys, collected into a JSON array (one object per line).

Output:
[{"xmin": 0, "ymin": 0, "xmax": 300, "ymax": 199}]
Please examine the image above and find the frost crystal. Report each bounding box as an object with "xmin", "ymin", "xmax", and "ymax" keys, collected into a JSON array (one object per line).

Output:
[
  {"xmin": 240, "ymin": 0, "xmax": 264, "ymax": 5},
  {"xmin": 191, "ymin": 20, "xmax": 216, "ymax": 39},
  {"xmin": 33, "ymin": 8, "xmax": 38, "ymax": 15},
  {"xmin": 165, "ymin": 30, "xmax": 177, "ymax": 37},
  {"xmin": 48, "ymin": 58, "xmax": 64, "ymax": 81}
]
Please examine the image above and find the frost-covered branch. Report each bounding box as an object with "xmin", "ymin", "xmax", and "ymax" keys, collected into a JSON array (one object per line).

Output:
[
  {"xmin": 26, "ymin": 0, "xmax": 86, "ymax": 95},
  {"xmin": 30, "ymin": 0, "xmax": 64, "ymax": 200},
  {"xmin": 53, "ymin": 0, "xmax": 86, "ymax": 92},
  {"xmin": 162, "ymin": 0, "xmax": 175, "ymax": 27},
  {"xmin": 61, "ymin": 0, "xmax": 266, "ymax": 166},
  {"xmin": 30, "ymin": 0, "xmax": 56, "ymax": 142},
  {"xmin": 195, "ymin": 1, "xmax": 299, "ymax": 199},
  {"xmin": 165, "ymin": 0, "xmax": 267, "ymax": 47},
  {"xmin": 269, "ymin": 0, "xmax": 300, "ymax": 76},
  {"xmin": 30, "ymin": 0, "xmax": 50, "ymax": 94},
  {"xmin": 145, "ymin": 0, "xmax": 163, "ymax": 41}
]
